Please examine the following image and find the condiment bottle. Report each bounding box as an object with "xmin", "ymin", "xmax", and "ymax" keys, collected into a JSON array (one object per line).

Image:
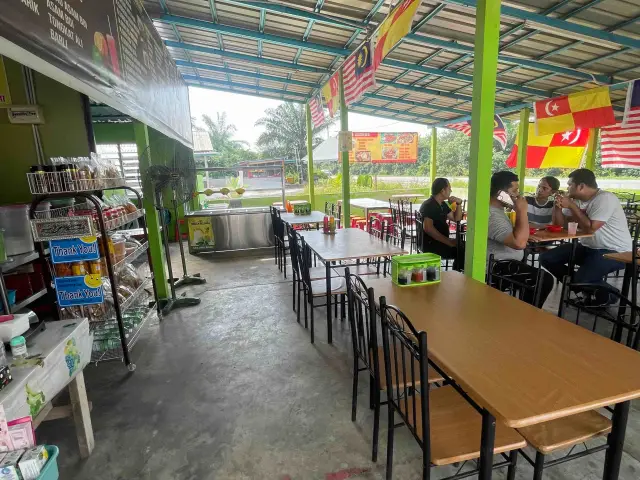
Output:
[{"xmin": 10, "ymin": 336, "xmax": 27, "ymax": 360}]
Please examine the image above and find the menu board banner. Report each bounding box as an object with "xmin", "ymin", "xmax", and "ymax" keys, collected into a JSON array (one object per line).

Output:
[
  {"xmin": 50, "ymin": 237, "xmax": 100, "ymax": 264},
  {"xmin": 0, "ymin": 0, "xmax": 192, "ymax": 147},
  {"xmin": 55, "ymin": 275, "xmax": 104, "ymax": 307},
  {"xmin": 348, "ymin": 133, "xmax": 419, "ymax": 164}
]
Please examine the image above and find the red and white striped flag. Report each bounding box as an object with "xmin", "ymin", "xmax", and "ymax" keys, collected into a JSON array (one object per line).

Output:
[
  {"xmin": 601, "ymin": 80, "xmax": 640, "ymax": 168},
  {"xmin": 343, "ymin": 41, "xmax": 376, "ymax": 106},
  {"xmin": 308, "ymin": 94, "xmax": 325, "ymax": 128}
]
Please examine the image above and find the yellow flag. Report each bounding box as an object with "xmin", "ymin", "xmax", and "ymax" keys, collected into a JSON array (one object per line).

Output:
[
  {"xmin": 374, "ymin": 0, "xmax": 421, "ymax": 66},
  {"xmin": 321, "ymin": 72, "xmax": 340, "ymax": 118}
]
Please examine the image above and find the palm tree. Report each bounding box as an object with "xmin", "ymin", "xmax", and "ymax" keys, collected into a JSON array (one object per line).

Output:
[
  {"xmin": 255, "ymin": 102, "xmax": 329, "ymax": 160},
  {"xmin": 201, "ymin": 112, "xmax": 248, "ymax": 153}
]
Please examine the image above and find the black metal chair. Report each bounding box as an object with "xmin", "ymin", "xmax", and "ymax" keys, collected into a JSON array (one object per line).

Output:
[
  {"xmin": 487, "ymin": 255, "xmax": 547, "ymax": 309},
  {"xmin": 273, "ymin": 208, "xmax": 289, "ymax": 277},
  {"xmin": 414, "ymin": 210, "xmax": 424, "ymax": 254},
  {"xmin": 516, "ymin": 281, "xmax": 618, "ymax": 478},
  {"xmin": 379, "ymin": 297, "xmax": 525, "ymax": 480},
  {"xmin": 298, "ymin": 239, "xmax": 346, "ymax": 344},
  {"xmin": 346, "ymin": 269, "xmax": 443, "ymax": 463},
  {"xmin": 287, "ymin": 224, "xmax": 343, "ymax": 322}
]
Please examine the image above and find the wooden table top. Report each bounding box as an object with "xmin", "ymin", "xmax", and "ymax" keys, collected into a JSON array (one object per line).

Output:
[
  {"xmin": 391, "ymin": 194, "xmax": 426, "ymax": 200},
  {"xmin": 348, "ymin": 198, "xmax": 390, "ymax": 209},
  {"xmin": 529, "ymin": 229, "xmax": 594, "ymax": 243},
  {"xmin": 364, "ymin": 271, "xmax": 640, "ymax": 428},
  {"xmin": 603, "ymin": 251, "xmax": 638, "ymax": 264},
  {"xmin": 280, "ymin": 211, "xmax": 326, "ymax": 225},
  {"xmin": 300, "ymin": 228, "xmax": 407, "ymax": 262}
]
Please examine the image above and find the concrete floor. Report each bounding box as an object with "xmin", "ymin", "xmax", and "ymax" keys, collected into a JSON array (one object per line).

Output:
[{"xmin": 37, "ymin": 246, "xmax": 640, "ymax": 480}]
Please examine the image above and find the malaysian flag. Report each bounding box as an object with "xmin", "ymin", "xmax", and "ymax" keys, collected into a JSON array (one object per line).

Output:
[
  {"xmin": 601, "ymin": 80, "xmax": 640, "ymax": 168},
  {"xmin": 446, "ymin": 114, "xmax": 508, "ymax": 150},
  {"xmin": 343, "ymin": 41, "xmax": 376, "ymax": 106},
  {"xmin": 308, "ymin": 94, "xmax": 325, "ymax": 128}
]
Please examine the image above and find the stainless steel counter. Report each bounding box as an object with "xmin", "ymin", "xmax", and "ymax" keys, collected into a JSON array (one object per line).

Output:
[{"xmin": 186, "ymin": 207, "xmax": 274, "ymax": 254}]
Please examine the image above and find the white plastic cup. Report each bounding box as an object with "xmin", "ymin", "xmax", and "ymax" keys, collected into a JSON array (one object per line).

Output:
[{"xmin": 568, "ymin": 222, "xmax": 578, "ymax": 236}]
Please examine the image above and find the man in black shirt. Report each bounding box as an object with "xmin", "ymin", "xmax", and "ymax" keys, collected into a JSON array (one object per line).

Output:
[{"xmin": 419, "ymin": 178, "xmax": 464, "ymax": 269}]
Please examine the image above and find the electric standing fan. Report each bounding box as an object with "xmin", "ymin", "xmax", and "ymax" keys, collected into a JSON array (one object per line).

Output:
[{"xmin": 139, "ymin": 140, "xmax": 206, "ymax": 316}]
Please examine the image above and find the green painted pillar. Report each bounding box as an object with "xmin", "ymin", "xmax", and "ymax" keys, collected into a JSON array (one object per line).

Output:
[
  {"xmin": 516, "ymin": 107, "xmax": 530, "ymax": 193},
  {"xmin": 339, "ymin": 68, "xmax": 351, "ymax": 225},
  {"xmin": 585, "ymin": 128, "xmax": 599, "ymax": 170},
  {"xmin": 465, "ymin": 0, "xmax": 502, "ymax": 281},
  {"xmin": 430, "ymin": 127, "xmax": 437, "ymax": 185},
  {"xmin": 305, "ymin": 103, "xmax": 316, "ymax": 210},
  {"xmin": 134, "ymin": 122, "xmax": 169, "ymax": 299}
]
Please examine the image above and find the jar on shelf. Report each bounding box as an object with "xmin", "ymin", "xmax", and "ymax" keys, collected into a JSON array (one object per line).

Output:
[
  {"xmin": 44, "ymin": 165, "xmax": 60, "ymax": 193},
  {"xmin": 57, "ymin": 164, "xmax": 74, "ymax": 192},
  {"xmin": 29, "ymin": 166, "xmax": 47, "ymax": 194}
]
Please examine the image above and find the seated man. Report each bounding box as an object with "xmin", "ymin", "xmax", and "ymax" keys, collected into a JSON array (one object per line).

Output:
[
  {"xmin": 527, "ymin": 176, "xmax": 560, "ymax": 228},
  {"xmin": 488, "ymin": 171, "xmax": 554, "ymax": 307},
  {"xmin": 419, "ymin": 178, "xmax": 464, "ymax": 269},
  {"xmin": 540, "ymin": 169, "xmax": 630, "ymax": 298}
]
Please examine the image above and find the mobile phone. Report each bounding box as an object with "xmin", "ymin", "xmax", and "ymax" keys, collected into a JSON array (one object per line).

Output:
[{"xmin": 497, "ymin": 190, "xmax": 515, "ymax": 208}]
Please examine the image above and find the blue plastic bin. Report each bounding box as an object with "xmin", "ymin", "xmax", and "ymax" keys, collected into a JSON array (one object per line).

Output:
[
  {"xmin": 0, "ymin": 290, "xmax": 16, "ymax": 314},
  {"xmin": 36, "ymin": 445, "xmax": 59, "ymax": 480}
]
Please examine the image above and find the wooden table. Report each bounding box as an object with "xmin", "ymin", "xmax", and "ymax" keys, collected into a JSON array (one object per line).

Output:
[
  {"xmin": 364, "ymin": 272, "xmax": 640, "ymax": 480},
  {"xmin": 391, "ymin": 194, "xmax": 426, "ymax": 201},
  {"xmin": 2, "ymin": 319, "xmax": 94, "ymax": 458},
  {"xmin": 300, "ymin": 228, "xmax": 406, "ymax": 343},
  {"xmin": 280, "ymin": 211, "xmax": 326, "ymax": 227},
  {"xmin": 529, "ymin": 229, "xmax": 594, "ymax": 277},
  {"xmin": 347, "ymin": 198, "xmax": 390, "ymax": 220}
]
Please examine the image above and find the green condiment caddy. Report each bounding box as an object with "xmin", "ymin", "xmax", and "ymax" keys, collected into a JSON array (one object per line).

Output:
[{"xmin": 391, "ymin": 253, "xmax": 441, "ymax": 287}]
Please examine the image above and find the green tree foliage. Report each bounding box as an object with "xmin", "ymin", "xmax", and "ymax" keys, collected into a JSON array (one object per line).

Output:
[
  {"xmin": 255, "ymin": 102, "xmax": 332, "ymax": 159},
  {"xmin": 200, "ymin": 112, "xmax": 258, "ymax": 169}
]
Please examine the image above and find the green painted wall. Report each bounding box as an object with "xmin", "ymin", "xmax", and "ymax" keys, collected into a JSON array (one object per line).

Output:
[
  {"xmin": 0, "ymin": 57, "xmax": 89, "ymax": 205},
  {"xmin": 94, "ymin": 123, "xmax": 135, "ymax": 144}
]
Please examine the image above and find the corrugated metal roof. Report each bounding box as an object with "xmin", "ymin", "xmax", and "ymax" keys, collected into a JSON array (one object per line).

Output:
[{"xmin": 145, "ymin": 0, "xmax": 640, "ymax": 127}]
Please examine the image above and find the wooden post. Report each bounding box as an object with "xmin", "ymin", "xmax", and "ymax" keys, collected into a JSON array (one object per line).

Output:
[
  {"xmin": 68, "ymin": 371, "xmax": 94, "ymax": 459},
  {"xmin": 465, "ymin": 0, "xmax": 502, "ymax": 281},
  {"xmin": 339, "ymin": 68, "xmax": 351, "ymax": 224},
  {"xmin": 585, "ymin": 128, "xmax": 599, "ymax": 170},
  {"xmin": 430, "ymin": 127, "xmax": 437, "ymax": 185},
  {"xmin": 516, "ymin": 107, "xmax": 530, "ymax": 193},
  {"xmin": 305, "ymin": 103, "xmax": 316, "ymax": 210}
]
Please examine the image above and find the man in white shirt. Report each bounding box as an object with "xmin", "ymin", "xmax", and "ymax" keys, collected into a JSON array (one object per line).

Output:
[{"xmin": 540, "ymin": 169, "xmax": 631, "ymax": 288}]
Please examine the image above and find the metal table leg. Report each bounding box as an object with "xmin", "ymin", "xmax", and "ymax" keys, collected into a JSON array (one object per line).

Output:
[
  {"xmin": 479, "ymin": 410, "xmax": 496, "ymax": 480},
  {"xmin": 568, "ymin": 239, "xmax": 579, "ymax": 280},
  {"xmin": 326, "ymin": 262, "xmax": 332, "ymax": 344},
  {"xmin": 603, "ymin": 401, "xmax": 630, "ymax": 480},
  {"xmin": 613, "ymin": 264, "xmax": 633, "ymax": 344}
]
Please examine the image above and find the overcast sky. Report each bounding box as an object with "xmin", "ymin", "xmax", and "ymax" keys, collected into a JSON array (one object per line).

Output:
[{"xmin": 188, "ymin": 86, "xmax": 432, "ymax": 148}]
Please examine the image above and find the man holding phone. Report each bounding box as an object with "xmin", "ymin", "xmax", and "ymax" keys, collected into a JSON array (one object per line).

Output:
[
  {"xmin": 488, "ymin": 171, "xmax": 530, "ymax": 261},
  {"xmin": 540, "ymin": 169, "xmax": 630, "ymax": 301},
  {"xmin": 487, "ymin": 171, "xmax": 554, "ymax": 307},
  {"xmin": 419, "ymin": 178, "xmax": 464, "ymax": 269}
]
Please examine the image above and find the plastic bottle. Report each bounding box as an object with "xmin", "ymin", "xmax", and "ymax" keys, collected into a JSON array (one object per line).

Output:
[
  {"xmin": 10, "ymin": 336, "xmax": 27, "ymax": 360},
  {"xmin": 0, "ymin": 342, "xmax": 8, "ymax": 367}
]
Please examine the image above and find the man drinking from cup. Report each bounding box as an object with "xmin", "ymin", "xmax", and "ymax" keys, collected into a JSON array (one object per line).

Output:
[{"xmin": 540, "ymin": 168, "xmax": 631, "ymax": 303}]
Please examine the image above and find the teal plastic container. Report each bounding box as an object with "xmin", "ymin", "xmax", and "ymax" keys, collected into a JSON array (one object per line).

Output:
[{"xmin": 37, "ymin": 445, "xmax": 59, "ymax": 480}]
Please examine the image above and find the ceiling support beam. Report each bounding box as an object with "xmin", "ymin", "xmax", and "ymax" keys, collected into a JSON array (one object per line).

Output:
[
  {"xmin": 159, "ymin": 14, "xmax": 606, "ymax": 100},
  {"xmin": 441, "ymin": 0, "xmax": 640, "ymax": 50},
  {"xmin": 165, "ymin": 40, "xmax": 331, "ymax": 74}
]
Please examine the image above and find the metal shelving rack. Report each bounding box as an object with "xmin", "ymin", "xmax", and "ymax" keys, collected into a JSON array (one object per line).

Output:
[{"xmin": 27, "ymin": 176, "xmax": 160, "ymax": 372}]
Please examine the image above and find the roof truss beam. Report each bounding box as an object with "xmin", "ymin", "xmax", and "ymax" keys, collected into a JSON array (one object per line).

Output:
[
  {"xmin": 441, "ymin": 0, "xmax": 640, "ymax": 50},
  {"xmin": 176, "ymin": 60, "xmax": 471, "ymax": 116},
  {"xmin": 160, "ymin": 15, "xmax": 551, "ymax": 98},
  {"xmin": 164, "ymin": 40, "xmax": 331, "ymax": 74}
]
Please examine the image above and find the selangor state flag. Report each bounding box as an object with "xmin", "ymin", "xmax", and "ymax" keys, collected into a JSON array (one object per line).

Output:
[
  {"xmin": 533, "ymin": 86, "xmax": 615, "ymax": 136},
  {"xmin": 321, "ymin": 71, "xmax": 340, "ymax": 118},
  {"xmin": 506, "ymin": 125, "xmax": 590, "ymax": 168},
  {"xmin": 374, "ymin": 0, "xmax": 421, "ymax": 67}
]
